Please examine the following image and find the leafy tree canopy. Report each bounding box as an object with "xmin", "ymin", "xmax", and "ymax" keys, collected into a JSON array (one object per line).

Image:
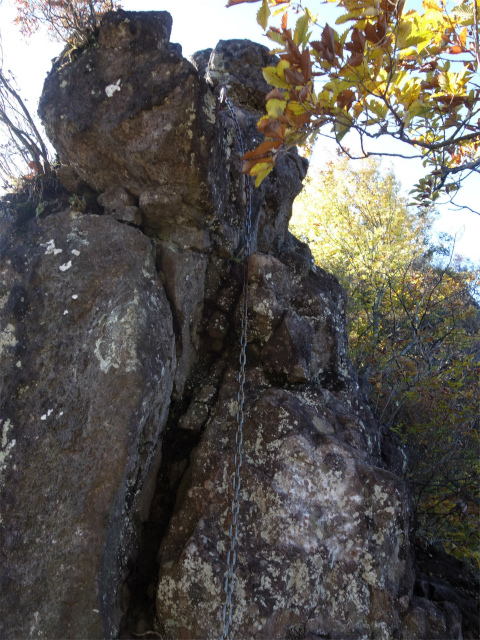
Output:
[
  {"xmin": 292, "ymin": 154, "xmax": 480, "ymax": 565},
  {"xmin": 229, "ymin": 0, "xmax": 480, "ymax": 210}
]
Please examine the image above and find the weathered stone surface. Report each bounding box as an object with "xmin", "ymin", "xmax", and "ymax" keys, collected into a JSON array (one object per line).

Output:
[
  {"xmin": 0, "ymin": 208, "xmax": 175, "ymax": 638},
  {"xmin": 0, "ymin": 8, "xmax": 473, "ymax": 640},
  {"xmin": 156, "ymin": 375, "xmax": 412, "ymax": 639},
  {"xmin": 155, "ymin": 241, "xmax": 208, "ymax": 398},
  {"xmin": 39, "ymin": 10, "xmax": 212, "ymax": 237}
]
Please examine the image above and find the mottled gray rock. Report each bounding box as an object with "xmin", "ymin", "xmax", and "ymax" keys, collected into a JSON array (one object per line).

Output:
[
  {"xmin": 39, "ymin": 10, "xmax": 211, "ymax": 237},
  {"xmin": 156, "ymin": 378, "xmax": 413, "ymax": 640},
  {"xmin": 98, "ymin": 187, "xmax": 142, "ymax": 224},
  {"xmin": 155, "ymin": 241, "xmax": 208, "ymax": 398},
  {"xmin": 0, "ymin": 209, "xmax": 175, "ymax": 639}
]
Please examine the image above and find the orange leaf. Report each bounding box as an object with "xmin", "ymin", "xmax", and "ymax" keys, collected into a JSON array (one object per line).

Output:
[
  {"xmin": 242, "ymin": 139, "xmax": 282, "ymax": 161},
  {"xmin": 281, "ymin": 11, "xmax": 288, "ymax": 31},
  {"xmin": 261, "ymin": 121, "xmax": 287, "ymax": 141},
  {"xmin": 449, "ymin": 45, "xmax": 463, "ymax": 54},
  {"xmin": 285, "ymin": 109, "xmax": 311, "ymax": 128}
]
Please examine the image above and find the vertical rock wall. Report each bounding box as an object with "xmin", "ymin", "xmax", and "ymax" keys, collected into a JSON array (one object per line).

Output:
[{"xmin": 0, "ymin": 9, "xmax": 477, "ymax": 640}]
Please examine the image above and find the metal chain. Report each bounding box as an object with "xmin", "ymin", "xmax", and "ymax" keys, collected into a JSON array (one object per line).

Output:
[{"xmin": 218, "ymin": 87, "xmax": 253, "ymax": 640}]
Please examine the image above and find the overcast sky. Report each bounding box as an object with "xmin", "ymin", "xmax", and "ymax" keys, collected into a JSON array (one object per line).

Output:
[{"xmin": 0, "ymin": 0, "xmax": 478, "ymax": 263}]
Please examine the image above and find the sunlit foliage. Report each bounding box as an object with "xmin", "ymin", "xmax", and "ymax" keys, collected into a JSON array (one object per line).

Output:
[
  {"xmin": 291, "ymin": 155, "xmax": 480, "ymax": 564},
  {"xmin": 229, "ymin": 0, "xmax": 480, "ymax": 207}
]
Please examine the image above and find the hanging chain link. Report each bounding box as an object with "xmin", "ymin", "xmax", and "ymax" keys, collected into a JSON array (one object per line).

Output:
[{"xmin": 218, "ymin": 87, "xmax": 253, "ymax": 640}]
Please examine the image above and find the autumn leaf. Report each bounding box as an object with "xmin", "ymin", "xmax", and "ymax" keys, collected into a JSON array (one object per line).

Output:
[
  {"xmin": 259, "ymin": 119, "xmax": 287, "ymax": 141},
  {"xmin": 228, "ymin": 0, "xmax": 480, "ymax": 205},
  {"xmin": 262, "ymin": 66, "xmax": 289, "ymax": 89},
  {"xmin": 335, "ymin": 112, "xmax": 353, "ymax": 141},
  {"xmin": 257, "ymin": 0, "xmax": 270, "ymax": 30},
  {"xmin": 266, "ymin": 98, "xmax": 287, "ymax": 118},
  {"xmin": 265, "ymin": 88, "xmax": 285, "ymax": 101},
  {"xmin": 250, "ymin": 160, "xmax": 275, "ymax": 186},
  {"xmin": 242, "ymin": 139, "xmax": 282, "ymax": 161},
  {"xmin": 294, "ymin": 13, "xmax": 310, "ymax": 46}
]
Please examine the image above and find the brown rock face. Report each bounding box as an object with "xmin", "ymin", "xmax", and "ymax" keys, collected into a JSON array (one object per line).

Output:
[
  {"xmin": 0, "ymin": 9, "xmax": 477, "ymax": 640},
  {"xmin": 0, "ymin": 210, "xmax": 174, "ymax": 638},
  {"xmin": 39, "ymin": 10, "xmax": 210, "ymax": 236}
]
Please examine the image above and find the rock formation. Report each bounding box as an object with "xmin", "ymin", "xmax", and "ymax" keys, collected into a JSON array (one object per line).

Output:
[{"xmin": 0, "ymin": 9, "xmax": 478, "ymax": 640}]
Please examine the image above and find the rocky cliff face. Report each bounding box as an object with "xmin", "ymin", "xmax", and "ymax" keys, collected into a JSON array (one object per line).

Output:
[{"xmin": 0, "ymin": 10, "xmax": 478, "ymax": 640}]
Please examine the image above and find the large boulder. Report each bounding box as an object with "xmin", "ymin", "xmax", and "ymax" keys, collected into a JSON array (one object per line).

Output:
[{"xmin": 0, "ymin": 208, "xmax": 175, "ymax": 638}]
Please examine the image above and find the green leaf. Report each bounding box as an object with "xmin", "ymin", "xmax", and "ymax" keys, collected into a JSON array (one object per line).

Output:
[
  {"xmin": 257, "ymin": 0, "xmax": 271, "ymax": 31},
  {"xmin": 36, "ymin": 202, "xmax": 45, "ymax": 218},
  {"xmin": 294, "ymin": 13, "xmax": 309, "ymax": 46},
  {"xmin": 267, "ymin": 29, "xmax": 285, "ymax": 46},
  {"xmin": 334, "ymin": 112, "xmax": 352, "ymax": 142}
]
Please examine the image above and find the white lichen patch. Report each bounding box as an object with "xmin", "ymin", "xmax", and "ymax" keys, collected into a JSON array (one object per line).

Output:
[
  {"xmin": 94, "ymin": 292, "xmax": 143, "ymax": 373},
  {"xmin": 157, "ymin": 544, "xmax": 222, "ymax": 639},
  {"xmin": 0, "ymin": 323, "xmax": 17, "ymax": 354},
  {"xmin": 71, "ymin": 249, "xmax": 80, "ymax": 256},
  {"xmin": 105, "ymin": 79, "xmax": 121, "ymax": 97},
  {"xmin": 0, "ymin": 419, "xmax": 16, "ymax": 496},
  {"xmin": 59, "ymin": 261, "xmax": 72, "ymax": 272},
  {"xmin": 42, "ymin": 239, "xmax": 63, "ymax": 256},
  {"xmin": 203, "ymin": 91, "xmax": 217, "ymax": 125},
  {"xmin": 252, "ymin": 298, "xmax": 274, "ymax": 318}
]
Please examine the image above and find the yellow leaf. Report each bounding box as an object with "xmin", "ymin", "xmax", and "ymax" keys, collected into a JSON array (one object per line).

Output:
[
  {"xmin": 266, "ymin": 98, "xmax": 287, "ymax": 118},
  {"xmin": 249, "ymin": 161, "xmax": 274, "ymax": 186},
  {"xmin": 287, "ymin": 101, "xmax": 307, "ymax": 115},
  {"xmin": 277, "ymin": 59, "xmax": 291, "ymax": 82},
  {"xmin": 396, "ymin": 19, "xmax": 413, "ymax": 49},
  {"xmin": 353, "ymin": 101, "xmax": 363, "ymax": 118},
  {"xmin": 255, "ymin": 165, "xmax": 274, "ymax": 186},
  {"xmin": 257, "ymin": 0, "xmax": 271, "ymax": 31},
  {"xmin": 262, "ymin": 66, "xmax": 289, "ymax": 89},
  {"xmin": 335, "ymin": 112, "xmax": 352, "ymax": 142}
]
